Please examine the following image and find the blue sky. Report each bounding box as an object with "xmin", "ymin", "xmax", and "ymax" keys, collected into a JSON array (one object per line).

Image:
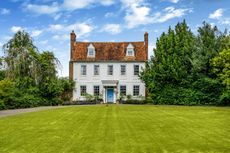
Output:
[{"xmin": 0, "ymin": 0, "xmax": 229, "ymax": 76}]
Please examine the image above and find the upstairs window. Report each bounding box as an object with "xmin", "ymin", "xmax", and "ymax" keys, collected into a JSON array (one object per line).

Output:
[
  {"xmin": 120, "ymin": 65, "xmax": 126, "ymax": 75},
  {"xmin": 108, "ymin": 65, "xmax": 113, "ymax": 75},
  {"xmin": 94, "ymin": 65, "xmax": 100, "ymax": 75},
  {"xmin": 87, "ymin": 43, "xmax": 95, "ymax": 57},
  {"xmin": 81, "ymin": 65, "xmax": 87, "ymax": 75},
  {"xmin": 134, "ymin": 65, "xmax": 139, "ymax": 75},
  {"xmin": 126, "ymin": 43, "xmax": 134, "ymax": 56}
]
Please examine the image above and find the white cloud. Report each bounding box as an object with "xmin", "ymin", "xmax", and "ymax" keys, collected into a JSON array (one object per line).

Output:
[
  {"xmin": 100, "ymin": 0, "xmax": 115, "ymax": 5},
  {"xmin": 52, "ymin": 34, "xmax": 69, "ymax": 40},
  {"xmin": 123, "ymin": 0, "xmax": 192, "ymax": 29},
  {"xmin": 63, "ymin": 0, "xmax": 114, "ymax": 10},
  {"xmin": 122, "ymin": 0, "xmax": 153, "ymax": 29},
  {"xmin": 31, "ymin": 30, "xmax": 43, "ymax": 37},
  {"xmin": 49, "ymin": 24, "xmax": 64, "ymax": 31},
  {"xmin": 153, "ymin": 7, "xmax": 192, "ymax": 23},
  {"xmin": 63, "ymin": 0, "xmax": 94, "ymax": 10},
  {"xmin": 72, "ymin": 22, "xmax": 94, "ymax": 37},
  {"xmin": 102, "ymin": 24, "xmax": 121, "ymax": 34},
  {"xmin": 48, "ymin": 22, "xmax": 94, "ymax": 38},
  {"xmin": 220, "ymin": 18, "xmax": 230, "ymax": 25},
  {"xmin": 209, "ymin": 9, "xmax": 223, "ymax": 19},
  {"xmin": 0, "ymin": 8, "xmax": 10, "ymax": 15},
  {"xmin": 40, "ymin": 40, "xmax": 48, "ymax": 45},
  {"xmin": 105, "ymin": 12, "xmax": 115, "ymax": 18},
  {"xmin": 25, "ymin": 2, "xmax": 60, "ymax": 15},
  {"xmin": 11, "ymin": 26, "xmax": 23, "ymax": 33},
  {"xmin": 161, "ymin": 0, "xmax": 180, "ymax": 3},
  {"xmin": 208, "ymin": 8, "xmax": 230, "ymax": 25}
]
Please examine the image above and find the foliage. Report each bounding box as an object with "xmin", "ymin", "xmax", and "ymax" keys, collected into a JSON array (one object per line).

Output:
[
  {"xmin": 0, "ymin": 70, "xmax": 5, "ymax": 81},
  {"xmin": 59, "ymin": 77, "xmax": 75, "ymax": 101},
  {"xmin": 140, "ymin": 20, "xmax": 230, "ymax": 105},
  {"xmin": 211, "ymin": 49, "xmax": 230, "ymax": 88},
  {"xmin": 0, "ymin": 31, "xmax": 72, "ymax": 109}
]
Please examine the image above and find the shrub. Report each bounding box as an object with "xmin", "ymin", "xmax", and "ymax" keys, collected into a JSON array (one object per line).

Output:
[
  {"xmin": 145, "ymin": 96, "xmax": 153, "ymax": 104},
  {"xmin": 122, "ymin": 99, "xmax": 146, "ymax": 104},
  {"xmin": 219, "ymin": 89, "xmax": 230, "ymax": 106},
  {"xmin": 0, "ymin": 100, "xmax": 5, "ymax": 110}
]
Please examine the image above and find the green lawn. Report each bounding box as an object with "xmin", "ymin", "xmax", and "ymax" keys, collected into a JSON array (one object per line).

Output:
[{"xmin": 0, "ymin": 105, "xmax": 229, "ymax": 153}]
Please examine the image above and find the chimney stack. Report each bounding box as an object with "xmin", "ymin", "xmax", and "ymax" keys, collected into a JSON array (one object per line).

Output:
[
  {"xmin": 70, "ymin": 30, "xmax": 76, "ymax": 60},
  {"xmin": 144, "ymin": 32, "xmax": 148, "ymax": 60}
]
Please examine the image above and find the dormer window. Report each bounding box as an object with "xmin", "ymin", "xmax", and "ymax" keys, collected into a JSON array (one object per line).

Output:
[
  {"xmin": 126, "ymin": 43, "xmax": 134, "ymax": 56},
  {"xmin": 87, "ymin": 43, "xmax": 95, "ymax": 57}
]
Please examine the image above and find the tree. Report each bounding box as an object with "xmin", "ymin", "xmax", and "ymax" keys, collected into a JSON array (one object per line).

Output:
[
  {"xmin": 211, "ymin": 49, "xmax": 230, "ymax": 88},
  {"xmin": 192, "ymin": 22, "xmax": 223, "ymax": 77},
  {"xmin": 3, "ymin": 31, "xmax": 40, "ymax": 88},
  {"xmin": 140, "ymin": 20, "xmax": 196, "ymax": 104},
  {"xmin": 140, "ymin": 20, "xmax": 229, "ymax": 105}
]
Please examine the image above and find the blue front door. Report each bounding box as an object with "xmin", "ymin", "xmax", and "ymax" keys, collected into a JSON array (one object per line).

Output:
[{"xmin": 107, "ymin": 88, "xmax": 114, "ymax": 103}]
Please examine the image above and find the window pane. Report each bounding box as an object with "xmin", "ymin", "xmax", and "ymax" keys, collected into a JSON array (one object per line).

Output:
[
  {"xmin": 127, "ymin": 48, "xmax": 134, "ymax": 56},
  {"xmin": 121, "ymin": 65, "xmax": 126, "ymax": 75},
  {"xmin": 120, "ymin": 85, "xmax": 126, "ymax": 96},
  {"xmin": 81, "ymin": 65, "xmax": 86, "ymax": 75},
  {"xmin": 94, "ymin": 65, "xmax": 99, "ymax": 75},
  {"xmin": 133, "ymin": 85, "xmax": 139, "ymax": 96},
  {"xmin": 94, "ymin": 86, "xmax": 100, "ymax": 96},
  {"xmin": 88, "ymin": 48, "xmax": 94, "ymax": 56},
  {"xmin": 108, "ymin": 65, "xmax": 113, "ymax": 75},
  {"xmin": 134, "ymin": 65, "xmax": 139, "ymax": 75},
  {"xmin": 80, "ymin": 86, "xmax": 86, "ymax": 96}
]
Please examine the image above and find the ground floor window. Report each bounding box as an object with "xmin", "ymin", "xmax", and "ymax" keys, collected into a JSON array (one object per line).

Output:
[
  {"xmin": 80, "ymin": 85, "xmax": 86, "ymax": 96},
  {"xmin": 133, "ymin": 85, "xmax": 139, "ymax": 96},
  {"xmin": 120, "ymin": 85, "xmax": 126, "ymax": 96},
  {"xmin": 94, "ymin": 86, "xmax": 100, "ymax": 96}
]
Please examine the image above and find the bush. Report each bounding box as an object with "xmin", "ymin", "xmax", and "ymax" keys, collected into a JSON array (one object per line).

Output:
[
  {"xmin": 63, "ymin": 101, "xmax": 97, "ymax": 105},
  {"xmin": 121, "ymin": 99, "xmax": 147, "ymax": 104},
  {"xmin": 0, "ymin": 100, "xmax": 5, "ymax": 110},
  {"xmin": 219, "ymin": 90, "xmax": 230, "ymax": 106},
  {"xmin": 145, "ymin": 96, "xmax": 153, "ymax": 104}
]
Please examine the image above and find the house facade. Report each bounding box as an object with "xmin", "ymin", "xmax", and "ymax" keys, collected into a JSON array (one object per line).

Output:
[{"xmin": 69, "ymin": 31, "xmax": 148, "ymax": 103}]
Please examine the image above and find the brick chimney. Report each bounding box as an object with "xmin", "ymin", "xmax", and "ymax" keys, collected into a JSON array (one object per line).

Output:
[
  {"xmin": 144, "ymin": 32, "xmax": 148, "ymax": 60},
  {"xmin": 69, "ymin": 30, "xmax": 76, "ymax": 81},
  {"xmin": 70, "ymin": 30, "xmax": 76, "ymax": 60}
]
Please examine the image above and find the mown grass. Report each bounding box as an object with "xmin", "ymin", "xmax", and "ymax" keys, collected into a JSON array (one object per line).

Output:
[{"xmin": 0, "ymin": 105, "xmax": 229, "ymax": 153}]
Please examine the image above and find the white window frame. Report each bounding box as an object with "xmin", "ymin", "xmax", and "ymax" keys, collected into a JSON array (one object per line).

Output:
[
  {"xmin": 87, "ymin": 44, "xmax": 95, "ymax": 57},
  {"xmin": 93, "ymin": 86, "xmax": 100, "ymax": 96},
  {"xmin": 120, "ymin": 65, "xmax": 126, "ymax": 75},
  {"xmin": 126, "ymin": 43, "xmax": 134, "ymax": 56},
  {"xmin": 80, "ymin": 85, "xmax": 87, "ymax": 96},
  {"xmin": 107, "ymin": 65, "xmax": 113, "ymax": 75},
  {"xmin": 120, "ymin": 85, "xmax": 126, "ymax": 96},
  {"xmin": 133, "ymin": 85, "xmax": 140, "ymax": 96},
  {"xmin": 134, "ymin": 65, "xmax": 139, "ymax": 75},
  {"xmin": 94, "ymin": 65, "xmax": 100, "ymax": 75},
  {"xmin": 81, "ymin": 65, "xmax": 87, "ymax": 76}
]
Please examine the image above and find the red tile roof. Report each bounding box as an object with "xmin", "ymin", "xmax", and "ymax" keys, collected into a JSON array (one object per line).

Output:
[{"xmin": 70, "ymin": 32, "xmax": 148, "ymax": 62}]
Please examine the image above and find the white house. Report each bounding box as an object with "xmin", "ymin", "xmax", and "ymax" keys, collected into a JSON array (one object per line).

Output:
[{"xmin": 69, "ymin": 31, "xmax": 148, "ymax": 103}]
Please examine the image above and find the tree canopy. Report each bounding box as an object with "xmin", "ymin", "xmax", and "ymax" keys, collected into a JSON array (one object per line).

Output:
[{"xmin": 140, "ymin": 21, "xmax": 230, "ymax": 105}]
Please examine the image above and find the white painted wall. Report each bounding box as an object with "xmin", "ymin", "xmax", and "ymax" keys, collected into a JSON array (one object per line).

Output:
[{"xmin": 72, "ymin": 62, "xmax": 146, "ymax": 101}]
